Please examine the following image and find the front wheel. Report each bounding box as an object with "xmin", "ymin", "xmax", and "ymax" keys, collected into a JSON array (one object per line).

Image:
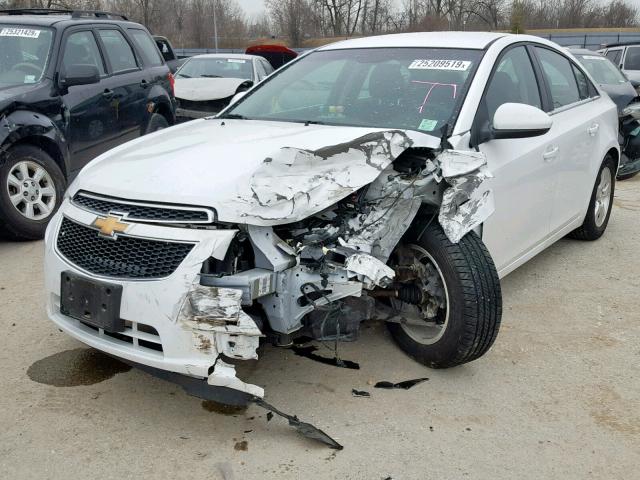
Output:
[
  {"xmin": 569, "ymin": 154, "xmax": 615, "ymax": 241},
  {"xmin": 0, "ymin": 144, "xmax": 65, "ymax": 240},
  {"xmin": 385, "ymin": 223, "xmax": 502, "ymax": 369}
]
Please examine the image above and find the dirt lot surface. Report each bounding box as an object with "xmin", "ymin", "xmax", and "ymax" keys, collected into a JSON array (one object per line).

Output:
[{"xmin": 1, "ymin": 177, "xmax": 639, "ymax": 480}]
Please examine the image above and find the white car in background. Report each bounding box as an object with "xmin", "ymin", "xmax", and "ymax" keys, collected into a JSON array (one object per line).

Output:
[
  {"xmin": 173, "ymin": 53, "xmax": 273, "ymax": 120},
  {"xmin": 44, "ymin": 32, "xmax": 618, "ymax": 405}
]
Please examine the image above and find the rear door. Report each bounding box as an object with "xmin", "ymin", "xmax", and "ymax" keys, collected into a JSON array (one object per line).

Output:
[
  {"xmin": 475, "ymin": 45, "xmax": 556, "ymax": 273},
  {"xmin": 532, "ymin": 46, "xmax": 601, "ymax": 232},
  {"xmin": 95, "ymin": 27, "xmax": 147, "ymax": 144}
]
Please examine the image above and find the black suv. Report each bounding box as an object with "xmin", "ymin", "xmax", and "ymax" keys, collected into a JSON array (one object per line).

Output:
[{"xmin": 0, "ymin": 9, "xmax": 176, "ymax": 239}]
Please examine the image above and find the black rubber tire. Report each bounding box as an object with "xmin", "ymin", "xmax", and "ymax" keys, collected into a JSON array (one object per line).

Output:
[
  {"xmin": 617, "ymin": 171, "xmax": 638, "ymax": 181},
  {"xmin": 145, "ymin": 113, "xmax": 169, "ymax": 134},
  {"xmin": 387, "ymin": 223, "xmax": 502, "ymax": 369},
  {"xmin": 0, "ymin": 144, "xmax": 65, "ymax": 240},
  {"xmin": 569, "ymin": 154, "xmax": 615, "ymax": 241}
]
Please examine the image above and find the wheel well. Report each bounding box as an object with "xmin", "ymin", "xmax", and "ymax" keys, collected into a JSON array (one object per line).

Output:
[
  {"xmin": 9, "ymin": 136, "xmax": 67, "ymax": 178},
  {"xmin": 155, "ymin": 102, "xmax": 174, "ymax": 125},
  {"xmin": 607, "ymin": 147, "xmax": 619, "ymax": 169}
]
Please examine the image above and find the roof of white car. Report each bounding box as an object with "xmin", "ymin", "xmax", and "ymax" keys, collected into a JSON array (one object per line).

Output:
[
  {"xmin": 318, "ymin": 31, "xmax": 508, "ymax": 50},
  {"xmin": 189, "ymin": 53, "xmax": 258, "ymax": 61}
]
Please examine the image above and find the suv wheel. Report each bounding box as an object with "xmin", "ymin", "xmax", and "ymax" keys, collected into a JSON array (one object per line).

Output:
[
  {"xmin": 145, "ymin": 113, "xmax": 169, "ymax": 134},
  {"xmin": 385, "ymin": 223, "xmax": 502, "ymax": 368},
  {"xmin": 0, "ymin": 145, "xmax": 65, "ymax": 240}
]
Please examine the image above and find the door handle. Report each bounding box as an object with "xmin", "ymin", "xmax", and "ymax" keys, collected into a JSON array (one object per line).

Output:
[
  {"xmin": 543, "ymin": 146, "xmax": 559, "ymax": 162},
  {"xmin": 102, "ymin": 88, "xmax": 114, "ymax": 99},
  {"xmin": 588, "ymin": 123, "xmax": 600, "ymax": 136},
  {"xmin": 140, "ymin": 79, "xmax": 149, "ymax": 89}
]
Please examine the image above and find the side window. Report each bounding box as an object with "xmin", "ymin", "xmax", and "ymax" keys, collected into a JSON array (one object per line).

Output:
[
  {"xmin": 128, "ymin": 29, "xmax": 163, "ymax": 66},
  {"xmin": 155, "ymin": 38, "xmax": 174, "ymax": 61},
  {"xmin": 572, "ymin": 64, "xmax": 591, "ymax": 99},
  {"xmin": 624, "ymin": 46, "xmax": 640, "ymax": 70},
  {"xmin": 535, "ymin": 47, "xmax": 581, "ymax": 109},
  {"xmin": 97, "ymin": 29, "xmax": 138, "ymax": 72},
  {"xmin": 62, "ymin": 30, "xmax": 105, "ymax": 75},
  {"xmin": 605, "ymin": 49, "xmax": 622, "ymax": 66},
  {"xmin": 254, "ymin": 59, "xmax": 266, "ymax": 80},
  {"xmin": 485, "ymin": 46, "xmax": 542, "ymax": 121},
  {"xmin": 262, "ymin": 59, "xmax": 274, "ymax": 75}
]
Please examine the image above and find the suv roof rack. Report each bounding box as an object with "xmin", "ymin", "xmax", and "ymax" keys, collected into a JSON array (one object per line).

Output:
[{"xmin": 0, "ymin": 8, "xmax": 128, "ymax": 21}]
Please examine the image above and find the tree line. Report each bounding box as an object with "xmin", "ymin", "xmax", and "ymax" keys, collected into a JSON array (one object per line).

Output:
[{"xmin": 3, "ymin": 0, "xmax": 638, "ymax": 48}]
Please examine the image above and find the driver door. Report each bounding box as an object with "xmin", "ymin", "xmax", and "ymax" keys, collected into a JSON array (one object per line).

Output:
[
  {"xmin": 59, "ymin": 28, "xmax": 115, "ymax": 173},
  {"xmin": 475, "ymin": 45, "xmax": 556, "ymax": 275}
]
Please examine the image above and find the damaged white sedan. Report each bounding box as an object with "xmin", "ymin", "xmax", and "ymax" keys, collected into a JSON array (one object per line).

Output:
[{"xmin": 44, "ymin": 32, "xmax": 619, "ymax": 405}]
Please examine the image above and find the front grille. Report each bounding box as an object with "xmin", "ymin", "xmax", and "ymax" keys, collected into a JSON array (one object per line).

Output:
[
  {"xmin": 72, "ymin": 192, "xmax": 212, "ymax": 223},
  {"xmin": 57, "ymin": 217, "xmax": 194, "ymax": 279},
  {"xmin": 177, "ymin": 97, "xmax": 232, "ymax": 113}
]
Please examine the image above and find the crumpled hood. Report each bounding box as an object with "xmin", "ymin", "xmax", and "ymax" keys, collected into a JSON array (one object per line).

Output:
[
  {"xmin": 174, "ymin": 77, "xmax": 248, "ymax": 101},
  {"xmin": 71, "ymin": 119, "xmax": 441, "ymax": 226}
]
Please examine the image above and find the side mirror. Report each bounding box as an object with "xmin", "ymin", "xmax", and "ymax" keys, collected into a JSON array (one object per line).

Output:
[
  {"xmin": 630, "ymin": 79, "xmax": 640, "ymax": 89},
  {"xmin": 492, "ymin": 103, "xmax": 552, "ymax": 139},
  {"xmin": 229, "ymin": 91, "xmax": 248, "ymax": 106},
  {"xmin": 59, "ymin": 64, "xmax": 100, "ymax": 88}
]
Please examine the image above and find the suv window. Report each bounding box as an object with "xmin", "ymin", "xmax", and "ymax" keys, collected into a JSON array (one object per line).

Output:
[
  {"xmin": 605, "ymin": 49, "xmax": 622, "ymax": 66},
  {"xmin": 128, "ymin": 29, "xmax": 163, "ymax": 66},
  {"xmin": 62, "ymin": 30, "xmax": 105, "ymax": 76},
  {"xmin": 535, "ymin": 47, "xmax": 581, "ymax": 109},
  {"xmin": 485, "ymin": 46, "xmax": 541, "ymax": 120},
  {"xmin": 624, "ymin": 46, "xmax": 640, "ymax": 70},
  {"xmin": 98, "ymin": 29, "xmax": 137, "ymax": 72},
  {"xmin": 155, "ymin": 38, "xmax": 175, "ymax": 61}
]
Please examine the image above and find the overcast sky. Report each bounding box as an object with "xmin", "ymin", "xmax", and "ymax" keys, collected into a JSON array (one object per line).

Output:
[{"xmin": 237, "ymin": 0, "xmax": 640, "ymax": 21}]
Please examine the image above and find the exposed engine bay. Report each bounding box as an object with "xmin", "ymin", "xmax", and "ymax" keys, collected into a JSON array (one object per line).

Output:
[{"xmin": 180, "ymin": 130, "xmax": 495, "ymax": 399}]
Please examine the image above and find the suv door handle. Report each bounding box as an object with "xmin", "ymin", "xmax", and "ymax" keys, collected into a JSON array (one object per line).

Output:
[
  {"xmin": 102, "ymin": 89, "xmax": 114, "ymax": 100},
  {"xmin": 140, "ymin": 79, "xmax": 149, "ymax": 89},
  {"xmin": 543, "ymin": 146, "xmax": 559, "ymax": 162},
  {"xmin": 588, "ymin": 123, "xmax": 600, "ymax": 136}
]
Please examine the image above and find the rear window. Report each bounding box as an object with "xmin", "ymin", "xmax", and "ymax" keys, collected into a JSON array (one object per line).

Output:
[
  {"xmin": 128, "ymin": 29, "xmax": 163, "ymax": 66},
  {"xmin": 624, "ymin": 46, "xmax": 640, "ymax": 70}
]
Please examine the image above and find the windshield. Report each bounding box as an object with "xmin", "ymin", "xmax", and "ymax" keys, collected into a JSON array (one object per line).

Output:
[
  {"xmin": 176, "ymin": 57, "xmax": 253, "ymax": 79},
  {"xmin": 577, "ymin": 54, "xmax": 628, "ymax": 85},
  {"xmin": 225, "ymin": 48, "xmax": 482, "ymax": 134},
  {"xmin": 0, "ymin": 25, "xmax": 53, "ymax": 87}
]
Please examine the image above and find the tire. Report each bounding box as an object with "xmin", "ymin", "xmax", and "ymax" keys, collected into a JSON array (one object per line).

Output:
[
  {"xmin": 617, "ymin": 171, "xmax": 638, "ymax": 181},
  {"xmin": 569, "ymin": 154, "xmax": 615, "ymax": 241},
  {"xmin": 0, "ymin": 144, "xmax": 65, "ymax": 240},
  {"xmin": 386, "ymin": 223, "xmax": 502, "ymax": 369},
  {"xmin": 145, "ymin": 113, "xmax": 169, "ymax": 134}
]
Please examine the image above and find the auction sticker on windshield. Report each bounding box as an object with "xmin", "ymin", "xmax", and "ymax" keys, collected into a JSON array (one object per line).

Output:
[
  {"xmin": 409, "ymin": 59, "xmax": 470, "ymax": 70},
  {"xmin": 228, "ymin": 59, "xmax": 246, "ymax": 63},
  {"xmin": 0, "ymin": 28, "xmax": 41, "ymax": 38}
]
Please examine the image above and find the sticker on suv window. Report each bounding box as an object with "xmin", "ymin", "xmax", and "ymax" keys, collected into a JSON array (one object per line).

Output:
[
  {"xmin": 418, "ymin": 118, "xmax": 438, "ymax": 131},
  {"xmin": 409, "ymin": 59, "xmax": 470, "ymax": 71},
  {"xmin": 0, "ymin": 28, "xmax": 41, "ymax": 38}
]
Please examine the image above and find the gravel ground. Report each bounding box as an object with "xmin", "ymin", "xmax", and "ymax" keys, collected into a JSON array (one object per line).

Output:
[{"xmin": 0, "ymin": 176, "xmax": 638, "ymax": 480}]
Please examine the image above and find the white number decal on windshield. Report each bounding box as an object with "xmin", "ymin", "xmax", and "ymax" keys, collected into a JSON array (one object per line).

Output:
[
  {"xmin": 409, "ymin": 59, "xmax": 471, "ymax": 71},
  {"xmin": 0, "ymin": 28, "xmax": 41, "ymax": 38}
]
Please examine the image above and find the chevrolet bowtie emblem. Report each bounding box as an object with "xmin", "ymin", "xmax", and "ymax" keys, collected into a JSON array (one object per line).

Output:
[{"xmin": 92, "ymin": 214, "xmax": 129, "ymax": 238}]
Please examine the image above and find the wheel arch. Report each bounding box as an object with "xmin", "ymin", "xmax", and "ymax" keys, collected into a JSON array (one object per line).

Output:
[{"xmin": 0, "ymin": 111, "xmax": 70, "ymax": 177}]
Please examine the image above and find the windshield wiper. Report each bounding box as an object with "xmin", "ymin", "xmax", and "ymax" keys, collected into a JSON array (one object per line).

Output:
[
  {"xmin": 303, "ymin": 120, "xmax": 325, "ymax": 126},
  {"xmin": 201, "ymin": 74, "xmax": 221, "ymax": 78},
  {"xmin": 221, "ymin": 113, "xmax": 247, "ymax": 120},
  {"xmin": 177, "ymin": 73, "xmax": 191, "ymax": 78}
]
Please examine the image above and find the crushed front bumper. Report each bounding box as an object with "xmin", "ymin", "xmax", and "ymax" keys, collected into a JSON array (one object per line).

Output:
[{"xmin": 44, "ymin": 200, "xmax": 262, "ymax": 403}]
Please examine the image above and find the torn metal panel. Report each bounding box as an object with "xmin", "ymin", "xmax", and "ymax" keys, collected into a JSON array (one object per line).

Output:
[{"xmin": 436, "ymin": 150, "xmax": 495, "ymax": 244}]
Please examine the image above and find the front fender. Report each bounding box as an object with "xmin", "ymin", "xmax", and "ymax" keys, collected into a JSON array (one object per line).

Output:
[{"xmin": 0, "ymin": 109, "xmax": 70, "ymax": 174}]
